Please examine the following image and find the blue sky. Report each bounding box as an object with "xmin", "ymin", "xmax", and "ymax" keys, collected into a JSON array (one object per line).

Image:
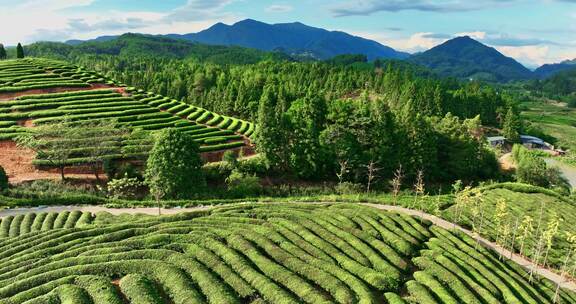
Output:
[{"xmin": 1, "ymin": 0, "xmax": 575, "ymax": 67}]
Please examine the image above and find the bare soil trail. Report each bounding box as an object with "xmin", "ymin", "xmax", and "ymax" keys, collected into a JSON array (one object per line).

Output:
[
  {"xmin": 499, "ymin": 152, "xmax": 516, "ymax": 171},
  {"xmin": 1, "ymin": 201, "xmax": 573, "ymax": 291},
  {"xmin": 0, "ymin": 83, "xmax": 118, "ymax": 101}
]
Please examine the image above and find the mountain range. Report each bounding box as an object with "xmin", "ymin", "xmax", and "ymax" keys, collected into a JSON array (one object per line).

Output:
[
  {"xmin": 166, "ymin": 19, "xmax": 409, "ymax": 61},
  {"xmin": 61, "ymin": 19, "xmax": 575, "ymax": 82}
]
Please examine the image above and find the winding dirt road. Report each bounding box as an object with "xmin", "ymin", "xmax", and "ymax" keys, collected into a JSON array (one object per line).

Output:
[{"xmin": 1, "ymin": 202, "xmax": 574, "ymax": 291}]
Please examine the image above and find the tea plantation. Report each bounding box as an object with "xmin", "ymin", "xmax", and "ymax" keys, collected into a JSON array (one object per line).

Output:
[
  {"xmin": 0, "ymin": 58, "xmax": 255, "ymax": 163},
  {"xmin": 0, "ymin": 203, "xmax": 574, "ymax": 303},
  {"xmin": 0, "ymin": 58, "xmax": 95, "ymax": 93}
]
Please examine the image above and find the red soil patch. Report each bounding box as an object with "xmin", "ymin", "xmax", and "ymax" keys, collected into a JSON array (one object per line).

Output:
[
  {"xmin": 0, "ymin": 140, "xmax": 97, "ymax": 184},
  {"xmin": 202, "ymin": 139, "xmax": 256, "ymax": 162},
  {"xmin": 0, "ymin": 83, "xmax": 118, "ymax": 101},
  {"xmin": 17, "ymin": 119, "xmax": 34, "ymax": 128}
]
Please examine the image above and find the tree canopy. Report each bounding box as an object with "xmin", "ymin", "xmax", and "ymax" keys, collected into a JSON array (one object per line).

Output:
[{"xmin": 145, "ymin": 128, "xmax": 205, "ymax": 200}]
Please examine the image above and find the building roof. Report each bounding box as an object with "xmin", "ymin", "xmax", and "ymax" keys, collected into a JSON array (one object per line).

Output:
[
  {"xmin": 487, "ymin": 136, "xmax": 506, "ymax": 142},
  {"xmin": 520, "ymin": 135, "xmax": 545, "ymax": 145}
]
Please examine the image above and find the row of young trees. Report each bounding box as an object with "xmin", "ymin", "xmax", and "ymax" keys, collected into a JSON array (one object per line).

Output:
[
  {"xmin": 454, "ymin": 188, "xmax": 571, "ymax": 302},
  {"xmin": 0, "ymin": 43, "xmax": 24, "ymax": 59}
]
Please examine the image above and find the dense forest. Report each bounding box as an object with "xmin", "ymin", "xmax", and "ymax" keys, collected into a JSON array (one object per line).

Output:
[
  {"xmin": 525, "ymin": 67, "xmax": 576, "ymax": 106},
  {"xmin": 21, "ymin": 38, "xmax": 516, "ymax": 186}
]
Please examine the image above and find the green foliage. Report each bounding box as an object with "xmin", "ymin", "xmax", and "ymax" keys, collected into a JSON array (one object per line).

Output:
[
  {"xmin": 16, "ymin": 43, "xmax": 24, "ymax": 59},
  {"xmin": 0, "ymin": 44, "xmax": 6, "ymax": 60},
  {"xmin": 145, "ymin": 129, "xmax": 205, "ymax": 200},
  {"xmin": 225, "ymin": 170, "xmax": 262, "ymax": 197},
  {"xmin": 0, "ymin": 203, "xmax": 573, "ymax": 303},
  {"xmin": 409, "ymin": 36, "xmax": 533, "ymax": 82},
  {"xmin": 26, "ymin": 34, "xmax": 291, "ymax": 64},
  {"xmin": 326, "ymin": 54, "xmax": 367, "ymax": 65},
  {"xmin": 503, "ymin": 108, "xmax": 521, "ymax": 143},
  {"xmin": 0, "ymin": 165, "xmax": 8, "ymax": 191},
  {"xmin": 16, "ymin": 119, "xmax": 79, "ymax": 180},
  {"xmin": 106, "ymin": 175, "xmax": 144, "ymax": 200},
  {"xmin": 335, "ymin": 182, "xmax": 364, "ymax": 195},
  {"xmin": 285, "ymin": 95, "xmax": 327, "ymax": 179},
  {"xmin": 512, "ymin": 144, "xmax": 570, "ymax": 192}
]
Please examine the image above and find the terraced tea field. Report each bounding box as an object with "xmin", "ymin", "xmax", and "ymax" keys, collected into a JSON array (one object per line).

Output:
[
  {"xmin": 0, "ymin": 203, "xmax": 573, "ymax": 303},
  {"xmin": 0, "ymin": 58, "xmax": 97, "ymax": 94},
  {"xmin": 0, "ymin": 58, "xmax": 255, "ymax": 170}
]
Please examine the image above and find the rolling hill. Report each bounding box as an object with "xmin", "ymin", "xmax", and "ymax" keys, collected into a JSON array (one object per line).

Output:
[
  {"xmin": 535, "ymin": 59, "xmax": 576, "ymax": 79},
  {"xmin": 409, "ymin": 36, "xmax": 534, "ymax": 82},
  {"xmin": 27, "ymin": 34, "xmax": 291, "ymax": 65}
]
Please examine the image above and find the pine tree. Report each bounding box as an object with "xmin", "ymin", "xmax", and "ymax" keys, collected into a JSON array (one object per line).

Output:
[
  {"xmin": 16, "ymin": 43, "xmax": 24, "ymax": 58},
  {"xmin": 0, "ymin": 44, "xmax": 6, "ymax": 60},
  {"xmin": 255, "ymin": 85, "xmax": 289, "ymax": 170},
  {"xmin": 286, "ymin": 94, "xmax": 327, "ymax": 179},
  {"xmin": 503, "ymin": 108, "xmax": 521, "ymax": 143}
]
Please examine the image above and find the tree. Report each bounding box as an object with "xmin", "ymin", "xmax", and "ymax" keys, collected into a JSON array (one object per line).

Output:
[
  {"xmin": 285, "ymin": 94, "xmax": 327, "ymax": 179},
  {"xmin": 516, "ymin": 215, "xmax": 534, "ymax": 256},
  {"xmin": 16, "ymin": 119, "xmax": 79, "ymax": 180},
  {"xmin": 390, "ymin": 165, "xmax": 404, "ymax": 205},
  {"xmin": 0, "ymin": 165, "xmax": 8, "ymax": 191},
  {"xmin": 77, "ymin": 120, "xmax": 130, "ymax": 181},
  {"xmin": 0, "ymin": 44, "xmax": 6, "ymax": 60},
  {"xmin": 255, "ymin": 84, "xmax": 290, "ymax": 171},
  {"xmin": 503, "ymin": 108, "xmax": 521, "ymax": 143},
  {"xmin": 144, "ymin": 129, "xmax": 205, "ymax": 200},
  {"xmin": 16, "ymin": 43, "xmax": 24, "ymax": 59}
]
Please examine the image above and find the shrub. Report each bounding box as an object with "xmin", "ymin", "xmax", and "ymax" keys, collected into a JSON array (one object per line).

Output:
[
  {"xmin": 226, "ymin": 170, "xmax": 262, "ymax": 197},
  {"xmin": 107, "ymin": 175, "xmax": 145, "ymax": 200},
  {"xmin": 335, "ymin": 182, "xmax": 364, "ymax": 195}
]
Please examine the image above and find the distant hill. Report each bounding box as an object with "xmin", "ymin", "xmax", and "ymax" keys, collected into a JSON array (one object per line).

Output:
[
  {"xmin": 409, "ymin": 36, "xmax": 534, "ymax": 82},
  {"xmin": 26, "ymin": 34, "xmax": 292, "ymax": 64},
  {"xmin": 534, "ymin": 59, "xmax": 576, "ymax": 79},
  {"xmin": 534, "ymin": 66, "xmax": 576, "ymax": 97},
  {"xmin": 166, "ymin": 19, "xmax": 409, "ymax": 61},
  {"xmin": 66, "ymin": 35, "xmax": 118, "ymax": 46}
]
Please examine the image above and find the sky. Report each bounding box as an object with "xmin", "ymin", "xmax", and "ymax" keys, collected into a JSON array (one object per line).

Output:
[{"xmin": 1, "ymin": 0, "xmax": 576, "ymax": 68}]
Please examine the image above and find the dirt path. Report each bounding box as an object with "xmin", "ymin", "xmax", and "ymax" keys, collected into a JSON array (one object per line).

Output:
[
  {"xmin": 0, "ymin": 140, "xmax": 96, "ymax": 184},
  {"xmin": 0, "ymin": 205, "xmax": 213, "ymax": 218},
  {"xmin": 546, "ymin": 158, "xmax": 576, "ymax": 188},
  {"xmin": 499, "ymin": 152, "xmax": 516, "ymax": 171},
  {"xmin": 1, "ymin": 201, "xmax": 574, "ymax": 291}
]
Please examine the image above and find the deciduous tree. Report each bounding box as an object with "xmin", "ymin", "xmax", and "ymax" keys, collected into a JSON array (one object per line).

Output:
[{"xmin": 145, "ymin": 128, "xmax": 205, "ymax": 200}]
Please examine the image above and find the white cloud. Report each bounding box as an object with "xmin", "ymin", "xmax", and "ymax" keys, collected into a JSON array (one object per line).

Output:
[
  {"xmin": 496, "ymin": 45, "xmax": 550, "ymax": 66},
  {"xmin": 351, "ymin": 31, "xmax": 446, "ymax": 53},
  {"xmin": 266, "ymin": 5, "xmax": 294, "ymax": 13},
  {"xmin": 0, "ymin": 0, "xmax": 239, "ymax": 45}
]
